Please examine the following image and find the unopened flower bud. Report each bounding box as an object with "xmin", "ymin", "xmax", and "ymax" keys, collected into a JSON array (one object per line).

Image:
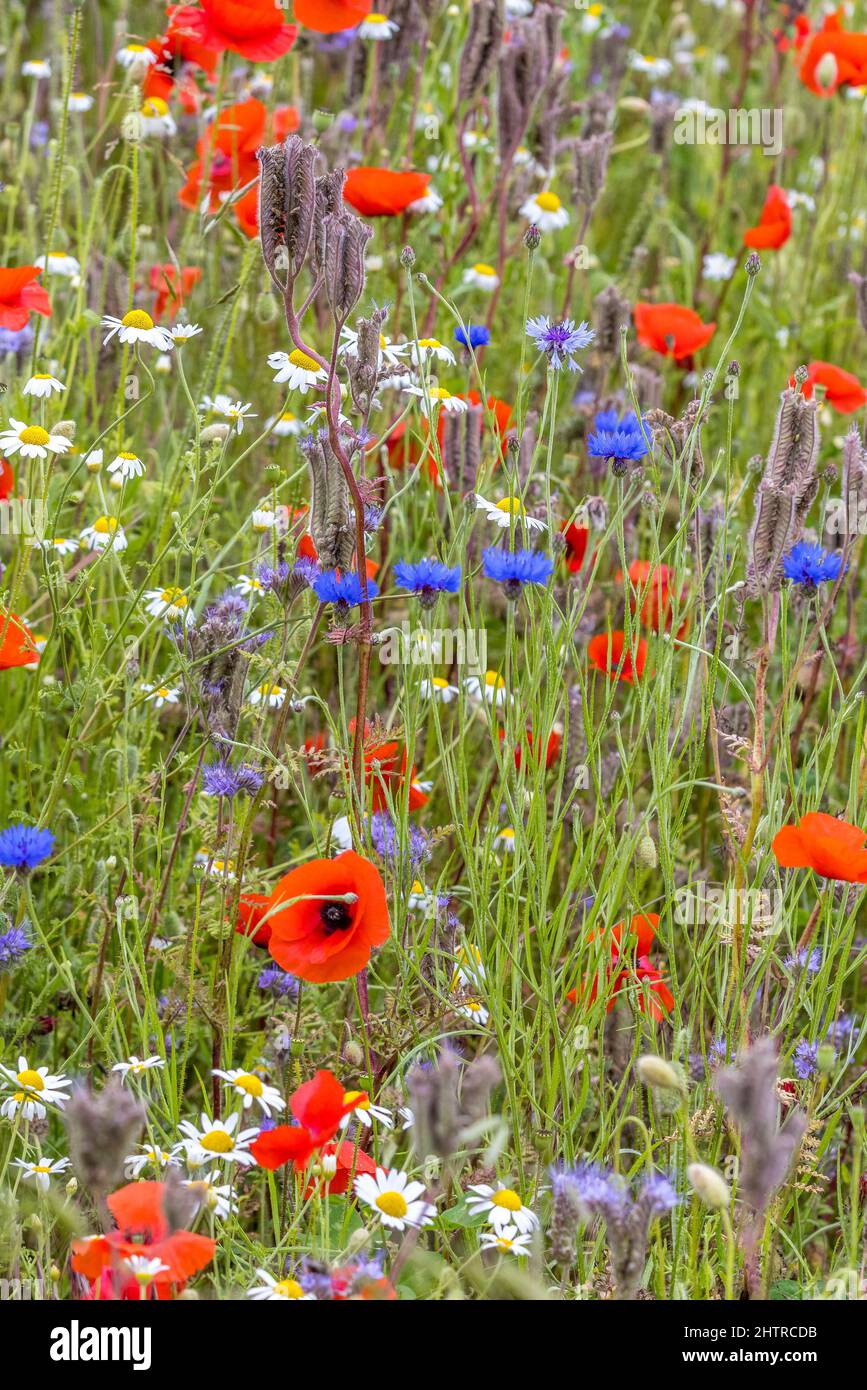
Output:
[
  {"xmin": 400, "ymin": 245, "xmax": 416, "ymax": 268},
  {"xmin": 745, "ymin": 252, "xmax": 761, "ymax": 277},
  {"xmin": 636, "ymin": 834, "xmax": 657, "ymax": 869},
  {"xmin": 637, "ymin": 1054, "xmax": 684, "ymax": 1092},
  {"xmin": 201, "ymin": 422, "xmax": 231, "ymax": 442},
  {"xmin": 687, "ymin": 1162, "xmax": 731, "ymax": 1209},
  {"xmin": 524, "ymin": 224, "xmax": 542, "ymax": 251}
]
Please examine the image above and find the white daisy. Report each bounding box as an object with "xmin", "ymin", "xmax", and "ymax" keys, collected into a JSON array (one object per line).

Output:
[
  {"xmin": 124, "ymin": 1144, "xmax": 180, "ymax": 1179},
  {"xmin": 22, "ymin": 374, "xmax": 65, "ymax": 399},
  {"xmin": 453, "ymin": 942, "xmax": 486, "ymax": 988},
  {"xmin": 102, "ymin": 309, "xmax": 174, "ymax": 351},
  {"xmin": 330, "ymin": 816, "xmax": 355, "ymax": 852},
  {"xmin": 235, "ymin": 574, "xmax": 265, "ymax": 598},
  {"xmin": 462, "ymin": 262, "xmax": 500, "ymax": 292},
  {"xmin": 212, "ymin": 1068, "xmax": 285, "ymax": 1118},
  {"xmin": 359, "ymin": 11, "xmax": 399, "ymax": 38},
  {"xmin": 268, "ymin": 348, "xmax": 327, "ymax": 393},
  {"xmin": 0, "ymin": 1057, "xmax": 71, "ymax": 1121},
  {"xmin": 398, "ymin": 1105, "xmax": 414, "ymax": 1130},
  {"xmin": 408, "ymin": 187, "xmax": 442, "ymax": 214},
  {"xmin": 176, "ymin": 1112, "xmax": 259, "ymax": 1167},
  {"xmin": 201, "ymin": 394, "xmax": 256, "ymax": 434},
  {"xmin": 463, "ymin": 670, "xmax": 509, "ymax": 707},
  {"xmin": 473, "ymin": 493, "xmax": 547, "ymax": 532},
  {"xmin": 117, "ymin": 44, "xmax": 157, "ymax": 69},
  {"xmin": 183, "ymin": 1177, "xmax": 238, "ymax": 1220},
  {"xmin": 354, "ymin": 1167, "xmax": 436, "ymax": 1231},
  {"xmin": 36, "ymin": 536, "xmax": 77, "ymax": 556},
  {"xmin": 250, "ymin": 507, "xmax": 279, "ymax": 533},
  {"xmin": 338, "ymin": 1089, "xmax": 394, "ymax": 1131},
  {"xmin": 409, "ymin": 337, "xmax": 455, "ymax": 367},
  {"xmin": 137, "ymin": 96, "xmax": 176, "ymax": 137},
  {"xmin": 249, "ymin": 682, "xmax": 286, "ymax": 709},
  {"xmin": 112, "ymin": 1054, "xmax": 166, "ymax": 1081},
  {"xmin": 108, "ymin": 450, "xmax": 145, "ymax": 480},
  {"xmin": 141, "ymin": 682, "xmax": 180, "ymax": 708},
  {"xmin": 79, "ymin": 516, "xmax": 127, "ymax": 552},
  {"xmin": 0, "ymin": 419, "xmax": 71, "ymax": 460},
  {"xmin": 453, "ymin": 993, "xmax": 490, "ymax": 1025},
  {"xmin": 143, "ymin": 586, "xmax": 194, "ymax": 625},
  {"xmin": 407, "ymin": 880, "xmax": 435, "ymax": 912},
  {"xmin": 420, "ymin": 676, "xmax": 460, "ymax": 703},
  {"xmin": 495, "ymin": 826, "xmax": 517, "ymax": 851},
  {"xmin": 22, "ymin": 59, "xmax": 51, "ymax": 78},
  {"xmin": 84, "ymin": 447, "xmax": 103, "ymax": 470},
  {"xmin": 68, "ymin": 92, "xmax": 95, "ymax": 112},
  {"xmin": 12, "ymin": 1157, "xmax": 70, "ymax": 1192},
  {"xmin": 338, "ymin": 326, "xmax": 410, "ymax": 370},
  {"xmin": 628, "ymin": 52, "xmax": 673, "ymax": 78},
  {"xmin": 702, "ymin": 252, "xmax": 736, "ymax": 282},
  {"xmin": 248, "ymin": 1269, "xmax": 314, "ymax": 1300},
  {"xmin": 405, "ymin": 385, "xmax": 467, "ymax": 417},
  {"xmin": 479, "ymin": 1223, "xmax": 533, "ymax": 1256},
  {"xmin": 466, "ymin": 1182, "xmax": 539, "ymax": 1234},
  {"xmin": 35, "ymin": 251, "xmax": 80, "ymax": 278},
  {"xmin": 170, "ymin": 322, "xmax": 203, "ymax": 344},
  {"xmin": 519, "ymin": 190, "xmax": 570, "ymax": 232},
  {"xmin": 123, "ymin": 1255, "xmax": 170, "ymax": 1290},
  {"xmin": 265, "ymin": 410, "xmax": 303, "ymax": 437}
]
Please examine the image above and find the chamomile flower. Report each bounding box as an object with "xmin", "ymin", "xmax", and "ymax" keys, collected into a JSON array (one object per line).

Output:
[
  {"xmin": 177, "ymin": 1112, "xmax": 259, "ymax": 1167},
  {"xmin": 137, "ymin": 96, "xmax": 176, "ymax": 137},
  {"xmin": 409, "ymin": 337, "xmax": 456, "ymax": 367},
  {"xmin": 339, "ymin": 326, "xmax": 409, "ymax": 369},
  {"xmin": 628, "ymin": 52, "xmax": 673, "ymax": 78},
  {"xmin": 407, "ymin": 880, "xmax": 435, "ymax": 912},
  {"xmin": 453, "ymin": 993, "xmax": 490, "ymax": 1025},
  {"xmin": 250, "ymin": 507, "xmax": 279, "ymax": 533},
  {"xmin": 108, "ymin": 450, "xmax": 145, "ymax": 481},
  {"xmin": 420, "ymin": 676, "xmax": 460, "ymax": 703},
  {"xmin": 473, "ymin": 493, "xmax": 547, "ymax": 532},
  {"xmin": 36, "ymin": 536, "xmax": 77, "ymax": 556},
  {"xmin": 84, "ymin": 448, "xmax": 103, "ymax": 470},
  {"xmin": 80, "ymin": 516, "xmax": 127, "ymax": 552},
  {"xmin": 0, "ymin": 1058, "xmax": 70, "ymax": 1120},
  {"xmin": 35, "ymin": 251, "xmax": 80, "ymax": 278},
  {"xmin": 235, "ymin": 574, "xmax": 265, "ymax": 598},
  {"xmin": 68, "ymin": 92, "xmax": 95, "ymax": 112},
  {"xmin": 339, "ymin": 1090, "xmax": 395, "ymax": 1130},
  {"xmin": 405, "ymin": 385, "xmax": 467, "ymax": 417},
  {"xmin": 141, "ymin": 682, "xmax": 180, "ymax": 708},
  {"xmin": 495, "ymin": 826, "xmax": 517, "ymax": 851},
  {"xmin": 462, "ymin": 262, "xmax": 500, "ymax": 291},
  {"xmin": 144, "ymin": 586, "xmax": 194, "ymax": 625},
  {"xmin": 249, "ymin": 682, "xmax": 286, "ymax": 709},
  {"xmin": 12, "ymin": 1157, "xmax": 71, "ymax": 1192},
  {"xmin": 702, "ymin": 252, "xmax": 737, "ymax": 281},
  {"xmin": 519, "ymin": 190, "xmax": 570, "ymax": 232},
  {"xmin": 359, "ymin": 12, "xmax": 400, "ymax": 39},
  {"xmin": 398, "ymin": 1106, "xmax": 414, "ymax": 1130},
  {"xmin": 265, "ymin": 410, "xmax": 303, "ymax": 437},
  {"xmin": 466, "ymin": 1182, "xmax": 539, "ymax": 1234},
  {"xmin": 123, "ymin": 1256, "xmax": 170, "ymax": 1290},
  {"xmin": 409, "ymin": 186, "xmax": 442, "ymax": 214},
  {"xmin": 117, "ymin": 44, "xmax": 157, "ymax": 69},
  {"xmin": 454, "ymin": 942, "xmax": 486, "ymax": 988},
  {"xmin": 183, "ymin": 1177, "xmax": 238, "ymax": 1220},
  {"xmin": 170, "ymin": 322, "xmax": 203, "ymax": 344},
  {"xmin": 201, "ymin": 394, "xmax": 256, "ymax": 434},
  {"xmin": 248, "ymin": 1269, "xmax": 314, "ymax": 1300},
  {"xmin": 354, "ymin": 1167, "xmax": 436, "ymax": 1231},
  {"xmin": 22, "ymin": 59, "xmax": 51, "ymax": 79},
  {"xmin": 23, "ymin": 374, "xmax": 65, "ymax": 399},
  {"xmin": 212, "ymin": 1068, "xmax": 286, "ymax": 1117},
  {"xmin": 103, "ymin": 309, "xmax": 173, "ymax": 351},
  {"xmin": 464, "ymin": 669, "xmax": 509, "ymax": 707},
  {"xmin": 0, "ymin": 420, "xmax": 71, "ymax": 460},
  {"xmin": 112, "ymin": 1055, "xmax": 166, "ymax": 1081},
  {"xmin": 124, "ymin": 1144, "xmax": 180, "ymax": 1179},
  {"xmin": 479, "ymin": 1224, "xmax": 533, "ymax": 1256},
  {"xmin": 268, "ymin": 348, "xmax": 327, "ymax": 393}
]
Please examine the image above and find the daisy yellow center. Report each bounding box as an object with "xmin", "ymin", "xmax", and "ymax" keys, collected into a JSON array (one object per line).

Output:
[
  {"xmin": 156, "ymin": 687, "xmax": 170, "ymax": 699},
  {"xmin": 432, "ymin": 676, "xmax": 449, "ymax": 689},
  {"xmin": 429, "ymin": 387, "xmax": 452, "ymax": 401},
  {"xmin": 17, "ymin": 1069, "xmax": 45, "ymax": 1090},
  {"xmin": 127, "ymin": 44, "xmax": 146, "ymax": 52},
  {"xmin": 274, "ymin": 1279, "xmax": 305, "ymax": 1299},
  {"xmin": 410, "ymin": 880, "xmax": 425, "ymax": 894},
  {"xmin": 473, "ymin": 263, "xmax": 496, "ymax": 276},
  {"xmin": 122, "ymin": 309, "xmax": 154, "ymax": 330},
  {"xmin": 535, "ymin": 191, "xmax": 561, "ymax": 212},
  {"xmin": 491, "ymin": 1188, "xmax": 522, "ymax": 1211},
  {"xmin": 118, "ymin": 451, "xmax": 138, "ymax": 461},
  {"xmin": 281, "ymin": 412, "xmax": 296, "ymax": 422},
  {"xmin": 366, "ymin": 12, "xmax": 388, "ymax": 22},
  {"xmin": 463, "ymin": 999, "xmax": 484, "ymax": 1013},
  {"xmin": 142, "ymin": 97, "xmax": 169, "ymax": 117},
  {"xmin": 497, "ymin": 1236, "xmax": 514, "ymax": 1249},
  {"xmin": 259, "ymin": 683, "xmax": 282, "ymax": 696},
  {"xmin": 32, "ymin": 374, "xmax": 52, "ymax": 380},
  {"xmin": 48, "ymin": 251, "xmax": 67, "ymax": 259},
  {"xmin": 20, "ymin": 426, "xmax": 50, "ymax": 445},
  {"xmin": 233, "ymin": 1073, "xmax": 263, "ymax": 1097},
  {"xmin": 376, "ymin": 1190, "xmax": 408, "ymax": 1219},
  {"xmin": 484, "ymin": 670, "xmax": 505, "ymax": 688},
  {"xmin": 495, "ymin": 496, "xmax": 523, "ymax": 515},
  {"xmin": 288, "ymin": 348, "xmax": 320, "ymax": 372},
  {"xmin": 33, "ymin": 1163, "xmax": 52, "ymax": 1173},
  {"xmin": 499, "ymin": 827, "xmax": 515, "ymax": 839},
  {"xmin": 343, "ymin": 1089, "xmax": 369, "ymax": 1109},
  {"xmin": 418, "ymin": 338, "xmax": 441, "ymax": 349},
  {"xmin": 379, "ymin": 334, "xmax": 388, "ymax": 349},
  {"xmin": 94, "ymin": 516, "xmax": 118, "ymax": 534},
  {"xmin": 160, "ymin": 587, "xmax": 187, "ymax": 607},
  {"xmin": 199, "ymin": 1129, "xmax": 233, "ymax": 1153}
]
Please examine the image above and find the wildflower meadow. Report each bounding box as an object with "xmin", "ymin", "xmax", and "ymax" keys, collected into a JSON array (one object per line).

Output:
[{"xmin": 3, "ymin": 0, "xmax": 867, "ymax": 1343}]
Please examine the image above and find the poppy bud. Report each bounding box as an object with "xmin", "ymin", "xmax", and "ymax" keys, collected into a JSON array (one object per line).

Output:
[
  {"xmin": 815, "ymin": 52, "xmax": 838, "ymax": 92},
  {"xmin": 636, "ymin": 834, "xmax": 657, "ymax": 869},
  {"xmin": 201, "ymin": 423, "xmax": 230, "ymax": 442},
  {"xmin": 53, "ymin": 420, "xmax": 76, "ymax": 440},
  {"xmin": 637, "ymin": 1054, "xmax": 684, "ymax": 1092},
  {"xmin": 687, "ymin": 1162, "xmax": 730, "ymax": 1209},
  {"xmin": 312, "ymin": 108, "xmax": 333, "ymax": 132}
]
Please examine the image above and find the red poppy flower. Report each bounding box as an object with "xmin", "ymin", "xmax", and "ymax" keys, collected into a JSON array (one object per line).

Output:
[
  {"xmin": 620, "ymin": 560, "xmax": 686, "ymax": 635},
  {"xmin": 772, "ymin": 812, "xmax": 867, "ymax": 883},
  {"xmin": 567, "ymin": 913, "xmax": 673, "ymax": 1022},
  {"xmin": 0, "ymin": 266, "xmax": 51, "ymax": 331},
  {"xmin": 295, "ymin": 0, "xmax": 372, "ymax": 33},
  {"xmin": 235, "ymin": 891, "xmax": 272, "ymax": 947},
  {"xmin": 71, "ymin": 1182, "xmax": 215, "ymax": 1297},
  {"xmin": 331, "ymin": 1264, "xmax": 397, "ymax": 1300},
  {"xmin": 743, "ymin": 185, "xmax": 792, "ymax": 250},
  {"xmin": 798, "ymin": 11, "xmax": 867, "ymax": 95},
  {"xmin": 306, "ymin": 1139, "xmax": 377, "ymax": 1195},
  {"xmin": 500, "ymin": 726, "xmax": 562, "ymax": 771},
  {"xmin": 365, "ymin": 738, "xmax": 428, "ymax": 812},
  {"xmin": 178, "ymin": 99, "xmax": 297, "ymax": 217},
  {"xmin": 343, "ymin": 167, "xmax": 430, "ymax": 218},
  {"xmin": 264, "ymin": 849, "xmax": 390, "ymax": 983},
  {"xmin": 587, "ymin": 630, "xmax": 647, "ymax": 684},
  {"xmin": 251, "ymin": 1069, "xmax": 359, "ymax": 1169},
  {"xmin": 633, "ymin": 302, "xmax": 716, "ymax": 360},
  {"xmin": 802, "ymin": 361, "xmax": 867, "ymax": 414},
  {"xmin": 0, "ymin": 611, "xmax": 40, "ymax": 670},
  {"xmin": 0, "ymin": 457, "xmax": 13, "ymax": 502},
  {"xmin": 170, "ymin": 0, "xmax": 297, "ymax": 61},
  {"xmin": 143, "ymin": 20, "xmax": 218, "ymax": 107},
  {"xmin": 561, "ymin": 520, "xmax": 589, "ymax": 573},
  {"xmin": 150, "ymin": 263, "xmax": 201, "ymax": 320}
]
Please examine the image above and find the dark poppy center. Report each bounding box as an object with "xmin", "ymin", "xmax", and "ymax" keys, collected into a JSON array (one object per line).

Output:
[{"xmin": 320, "ymin": 901, "xmax": 353, "ymax": 934}]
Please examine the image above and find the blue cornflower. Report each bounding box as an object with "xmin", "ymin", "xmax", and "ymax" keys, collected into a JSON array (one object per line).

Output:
[
  {"xmin": 0, "ymin": 824, "xmax": 55, "ymax": 871},
  {"xmin": 201, "ymin": 760, "xmax": 263, "ymax": 799},
  {"xmin": 0, "ymin": 924, "xmax": 31, "ymax": 973},
  {"xmin": 782, "ymin": 541, "xmax": 845, "ymax": 588},
  {"xmin": 482, "ymin": 546, "xmax": 554, "ymax": 598},
  {"xmin": 792, "ymin": 1039, "xmax": 819, "ymax": 1079},
  {"xmin": 526, "ymin": 315, "xmax": 594, "ymax": 371},
  {"xmin": 454, "ymin": 323, "xmax": 490, "ymax": 351},
  {"xmin": 313, "ymin": 569, "xmax": 380, "ymax": 609},
  {"xmin": 587, "ymin": 409, "xmax": 649, "ymax": 470},
  {"xmin": 393, "ymin": 558, "xmax": 461, "ymax": 607}
]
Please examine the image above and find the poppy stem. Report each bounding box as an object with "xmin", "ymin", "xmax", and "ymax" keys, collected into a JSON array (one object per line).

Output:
[{"xmin": 795, "ymin": 891, "xmax": 825, "ymax": 955}]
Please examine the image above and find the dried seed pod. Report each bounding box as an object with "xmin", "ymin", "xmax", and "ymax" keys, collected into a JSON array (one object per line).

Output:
[
  {"xmin": 747, "ymin": 388, "xmax": 820, "ymax": 594},
  {"xmin": 323, "ymin": 211, "xmax": 373, "ymax": 325},
  {"xmin": 457, "ymin": 0, "xmax": 503, "ymax": 106},
  {"xmin": 573, "ymin": 131, "xmax": 613, "ymax": 209},
  {"xmin": 301, "ymin": 431, "xmax": 355, "ymax": 572}
]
